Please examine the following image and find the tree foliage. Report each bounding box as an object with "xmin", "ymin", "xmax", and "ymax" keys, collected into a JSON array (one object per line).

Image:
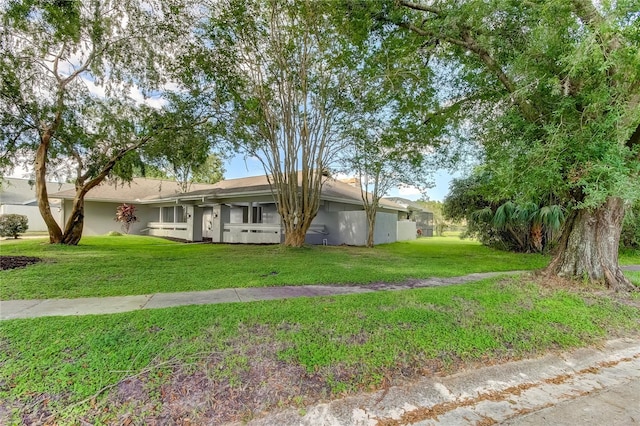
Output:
[
  {"xmin": 350, "ymin": 0, "xmax": 640, "ymax": 289},
  {"xmin": 142, "ymin": 96, "xmax": 226, "ymax": 192},
  {"xmin": 444, "ymin": 171, "xmax": 564, "ymax": 253},
  {"xmin": 621, "ymin": 201, "xmax": 640, "ymax": 251},
  {"xmin": 203, "ymin": 0, "xmax": 354, "ymax": 246}
]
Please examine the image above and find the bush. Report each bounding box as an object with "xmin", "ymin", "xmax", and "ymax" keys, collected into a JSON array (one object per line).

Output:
[
  {"xmin": 0, "ymin": 214, "xmax": 29, "ymax": 239},
  {"xmin": 114, "ymin": 204, "xmax": 138, "ymax": 234},
  {"xmin": 620, "ymin": 201, "xmax": 640, "ymax": 250}
]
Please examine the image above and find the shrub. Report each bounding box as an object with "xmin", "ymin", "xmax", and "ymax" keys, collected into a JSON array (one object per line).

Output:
[
  {"xmin": 114, "ymin": 204, "xmax": 138, "ymax": 234},
  {"xmin": 620, "ymin": 201, "xmax": 640, "ymax": 251},
  {"xmin": 0, "ymin": 214, "xmax": 29, "ymax": 239}
]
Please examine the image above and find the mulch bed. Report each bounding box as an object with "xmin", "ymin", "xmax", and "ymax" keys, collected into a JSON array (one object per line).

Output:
[{"xmin": 0, "ymin": 256, "xmax": 42, "ymax": 270}]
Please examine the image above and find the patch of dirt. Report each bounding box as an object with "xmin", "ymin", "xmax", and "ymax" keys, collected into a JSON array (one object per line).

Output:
[{"xmin": 0, "ymin": 256, "xmax": 42, "ymax": 270}]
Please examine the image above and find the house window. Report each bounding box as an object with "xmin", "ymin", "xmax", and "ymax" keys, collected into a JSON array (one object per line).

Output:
[
  {"xmin": 175, "ymin": 206, "xmax": 186, "ymax": 223},
  {"xmin": 162, "ymin": 207, "xmax": 174, "ymax": 223},
  {"xmin": 252, "ymin": 206, "xmax": 263, "ymax": 223},
  {"xmin": 160, "ymin": 206, "xmax": 187, "ymax": 223}
]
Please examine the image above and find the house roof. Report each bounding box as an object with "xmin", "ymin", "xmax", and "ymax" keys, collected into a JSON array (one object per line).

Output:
[
  {"xmin": 49, "ymin": 174, "xmax": 408, "ymax": 212},
  {"xmin": 382, "ymin": 197, "xmax": 431, "ymax": 213},
  {"xmin": 1, "ymin": 178, "xmax": 74, "ymax": 206},
  {"xmin": 169, "ymin": 174, "xmax": 407, "ymax": 211},
  {"xmin": 49, "ymin": 178, "xmax": 217, "ymax": 203}
]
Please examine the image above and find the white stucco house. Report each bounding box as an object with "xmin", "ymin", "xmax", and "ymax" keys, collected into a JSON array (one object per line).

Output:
[
  {"xmin": 0, "ymin": 178, "xmax": 73, "ymax": 231},
  {"xmin": 49, "ymin": 174, "xmax": 418, "ymax": 246}
]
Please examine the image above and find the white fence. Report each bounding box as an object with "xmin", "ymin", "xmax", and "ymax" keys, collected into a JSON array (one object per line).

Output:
[
  {"xmin": 223, "ymin": 223, "xmax": 281, "ymax": 244},
  {"xmin": 397, "ymin": 220, "xmax": 417, "ymax": 241}
]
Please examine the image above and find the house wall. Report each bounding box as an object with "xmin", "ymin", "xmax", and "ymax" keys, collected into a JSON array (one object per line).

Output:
[
  {"xmin": 0, "ymin": 204, "xmax": 64, "ymax": 232},
  {"xmin": 305, "ymin": 201, "xmax": 360, "ymax": 245},
  {"xmin": 397, "ymin": 220, "xmax": 417, "ymax": 241},
  {"xmin": 374, "ymin": 212, "xmax": 398, "ymax": 245},
  {"xmin": 330, "ymin": 210, "xmax": 398, "ymax": 246},
  {"xmin": 304, "ymin": 202, "xmax": 402, "ymax": 246},
  {"xmin": 229, "ymin": 206, "xmax": 244, "ymax": 224},
  {"xmin": 64, "ymin": 200, "xmax": 156, "ymax": 236},
  {"xmin": 262, "ymin": 204, "xmax": 279, "ymax": 224}
]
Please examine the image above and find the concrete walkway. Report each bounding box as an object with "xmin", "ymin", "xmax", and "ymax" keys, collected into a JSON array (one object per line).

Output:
[
  {"xmin": 1, "ymin": 270, "xmax": 526, "ymax": 320},
  {"xmin": 2, "ymin": 266, "xmax": 639, "ymax": 320}
]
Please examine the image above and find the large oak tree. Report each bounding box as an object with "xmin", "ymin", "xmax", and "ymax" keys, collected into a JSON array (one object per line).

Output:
[{"xmin": 355, "ymin": 0, "xmax": 639, "ymax": 290}]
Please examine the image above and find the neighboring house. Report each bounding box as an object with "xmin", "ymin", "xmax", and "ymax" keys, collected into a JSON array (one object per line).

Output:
[
  {"xmin": 0, "ymin": 178, "xmax": 73, "ymax": 231},
  {"xmin": 49, "ymin": 174, "xmax": 417, "ymax": 246},
  {"xmin": 383, "ymin": 197, "xmax": 434, "ymax": 237}
]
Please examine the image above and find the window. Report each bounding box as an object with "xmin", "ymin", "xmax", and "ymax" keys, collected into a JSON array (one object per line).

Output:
[
  {"xmin": 252, "ymin": 206, "xmax": 263, "ymax": 223},
  {"xmin": 162, "ymin": 207, "xmax": 174, "ymax": 223},
  {"xmin": 175, "ymin": 206, "xmax": 186, "ymax": 223}
]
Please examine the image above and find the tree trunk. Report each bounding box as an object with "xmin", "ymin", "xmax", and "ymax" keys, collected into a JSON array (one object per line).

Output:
[
  {"xmin": 35, "ymin": 138, "xmax": 63, "ymax": 243},
  {"xmin": 283, "ymin": 223, "xmax": 308, "ymax": 247},
  {"xmin": 281, "ymin": 211, "xmax": 313, "ymax": 247},
  {"xmin": 545, "ymin": 197, "xmax": 635, "ymax": 292},
  {"xmin": 60, "ymin": 195, "xmax": 85, "ymax": 245},
  {"xmin": 366, "ymin": 209, "xmax": 376, "ymax": 248}
]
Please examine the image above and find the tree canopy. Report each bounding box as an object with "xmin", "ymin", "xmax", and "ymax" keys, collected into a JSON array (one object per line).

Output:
[
  {"xmin": 0, "ymin": 0, "xmax": 214, "ymax": 244},
  {"xmin": 348, "ymin": 0, "xmax": 640, "ymax": 289}
]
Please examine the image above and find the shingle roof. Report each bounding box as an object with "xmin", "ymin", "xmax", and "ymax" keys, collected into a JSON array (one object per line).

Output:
[
  {"xmin": 48, "ymin": 174, "xmax": 407, "ymax": 211},
  {"xmin": 49, "ymin": 178, "xmax": 217, "ymax": 203},
  {"xmin": 173, "ymin": 173, "xmax": 406, "ymax": 211},
  {"xmin": 1, "ymin": 178, "xmax": 74, "ymax": 205},
  {"xmin": 383, "ymin": 197, "xmax": 430, "ymax": 213}
]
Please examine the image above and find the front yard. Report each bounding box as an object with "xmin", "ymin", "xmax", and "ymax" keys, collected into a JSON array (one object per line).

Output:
[
  {"xmin": 0, "ymin": 235, "xmax": 555, "ymax": 299},
  {"xmin": 1, "ymin": 236, "xmax": 639, "ymax": 424}
]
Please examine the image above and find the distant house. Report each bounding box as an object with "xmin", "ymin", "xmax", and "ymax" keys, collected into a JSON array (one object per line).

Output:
[
  {"xmin": 0, "ymin": 178, "xmax": 73, "ymax": 231},
  {"xmin": 382, "ymin": 197, "xmax": 434, "ymax": 237},
  {"xmin": 49, "ymin": 174, "xmax": 418, "ymax": 246}
]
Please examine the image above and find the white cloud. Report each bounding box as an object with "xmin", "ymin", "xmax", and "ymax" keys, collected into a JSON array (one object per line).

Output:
[{"xmin": 398, "ymin": 185, "xmax": 422, "ymax": 196}]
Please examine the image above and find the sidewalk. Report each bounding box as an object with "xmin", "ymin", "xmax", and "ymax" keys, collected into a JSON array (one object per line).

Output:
[
  {"xmin": 243, "ymin": 338, "xmax": 640, "ymax": 425},
  {"xmin": 1, "ymin": 270, "xmax": 525, "ymax": 320},
  {"xmin": 2, "ymin": 267, "xmax": 639, "ymax": 320}
]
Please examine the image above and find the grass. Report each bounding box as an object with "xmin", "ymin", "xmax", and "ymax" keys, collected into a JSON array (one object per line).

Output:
[
  {"xmin": 1, "ymin": 276, "xmax": 638, "ymax": 424},
  {"xmin": 0, "ymin": 235, "xmax": 552, "ymax": 299},
  {"xmin": 1, "ymin": 236, "xmax": 638, "ymax": 423}
]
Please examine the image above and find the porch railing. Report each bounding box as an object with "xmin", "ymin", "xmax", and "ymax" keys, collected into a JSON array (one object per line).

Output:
[{"xmin": 147, "ymin": 221, "xmax": 188, "ymax": 239}]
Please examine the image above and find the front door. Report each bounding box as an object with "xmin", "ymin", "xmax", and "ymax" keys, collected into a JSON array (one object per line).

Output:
[{"xmin": 202, "ymin": 208, "xmax": 214, "ymax": 240}]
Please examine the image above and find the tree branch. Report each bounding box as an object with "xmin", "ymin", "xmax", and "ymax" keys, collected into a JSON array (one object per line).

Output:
[{"xmin": 399, "ymin": 0, "xmax": 441, "ymax": 15}]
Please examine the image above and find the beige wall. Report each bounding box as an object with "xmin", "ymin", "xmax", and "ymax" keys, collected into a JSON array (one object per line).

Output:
[
  {"xmin": 0, "ymin": 204, "xmax": 64, "ymax": 232},
  {"xmin": 63, "ymin": 200, "xmax": 156, "ymax": 236}
]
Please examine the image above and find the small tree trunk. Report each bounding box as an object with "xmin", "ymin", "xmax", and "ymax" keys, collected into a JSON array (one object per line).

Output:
[
  {"xmin": 60, "ymin": 195, "xmax": 85, "ymax": 245},
  {"xmin": 545, "ymin": 197, "xmax": 635, "ymax": 292},
  {"xmin": 366, "ymin": 209, "xmax": 376, "ymax": 248}
]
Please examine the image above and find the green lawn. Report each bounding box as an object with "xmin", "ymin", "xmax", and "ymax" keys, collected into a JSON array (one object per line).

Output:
[
  {"xmin": 1, "ymin": 276, "xmax": 638, "ymax": 424},
  {"xmin": 1, "ymin": 236, "xmax": 638, "ymax": 424},
  {"xmin": 0, "ymin": 235, "xmax": 553, "ymax": 299}
]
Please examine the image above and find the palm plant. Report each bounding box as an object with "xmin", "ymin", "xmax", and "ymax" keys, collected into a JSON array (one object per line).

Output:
[{"xmin": 472, "ymin": 202, "xmax": 565, "ymax": 253}]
